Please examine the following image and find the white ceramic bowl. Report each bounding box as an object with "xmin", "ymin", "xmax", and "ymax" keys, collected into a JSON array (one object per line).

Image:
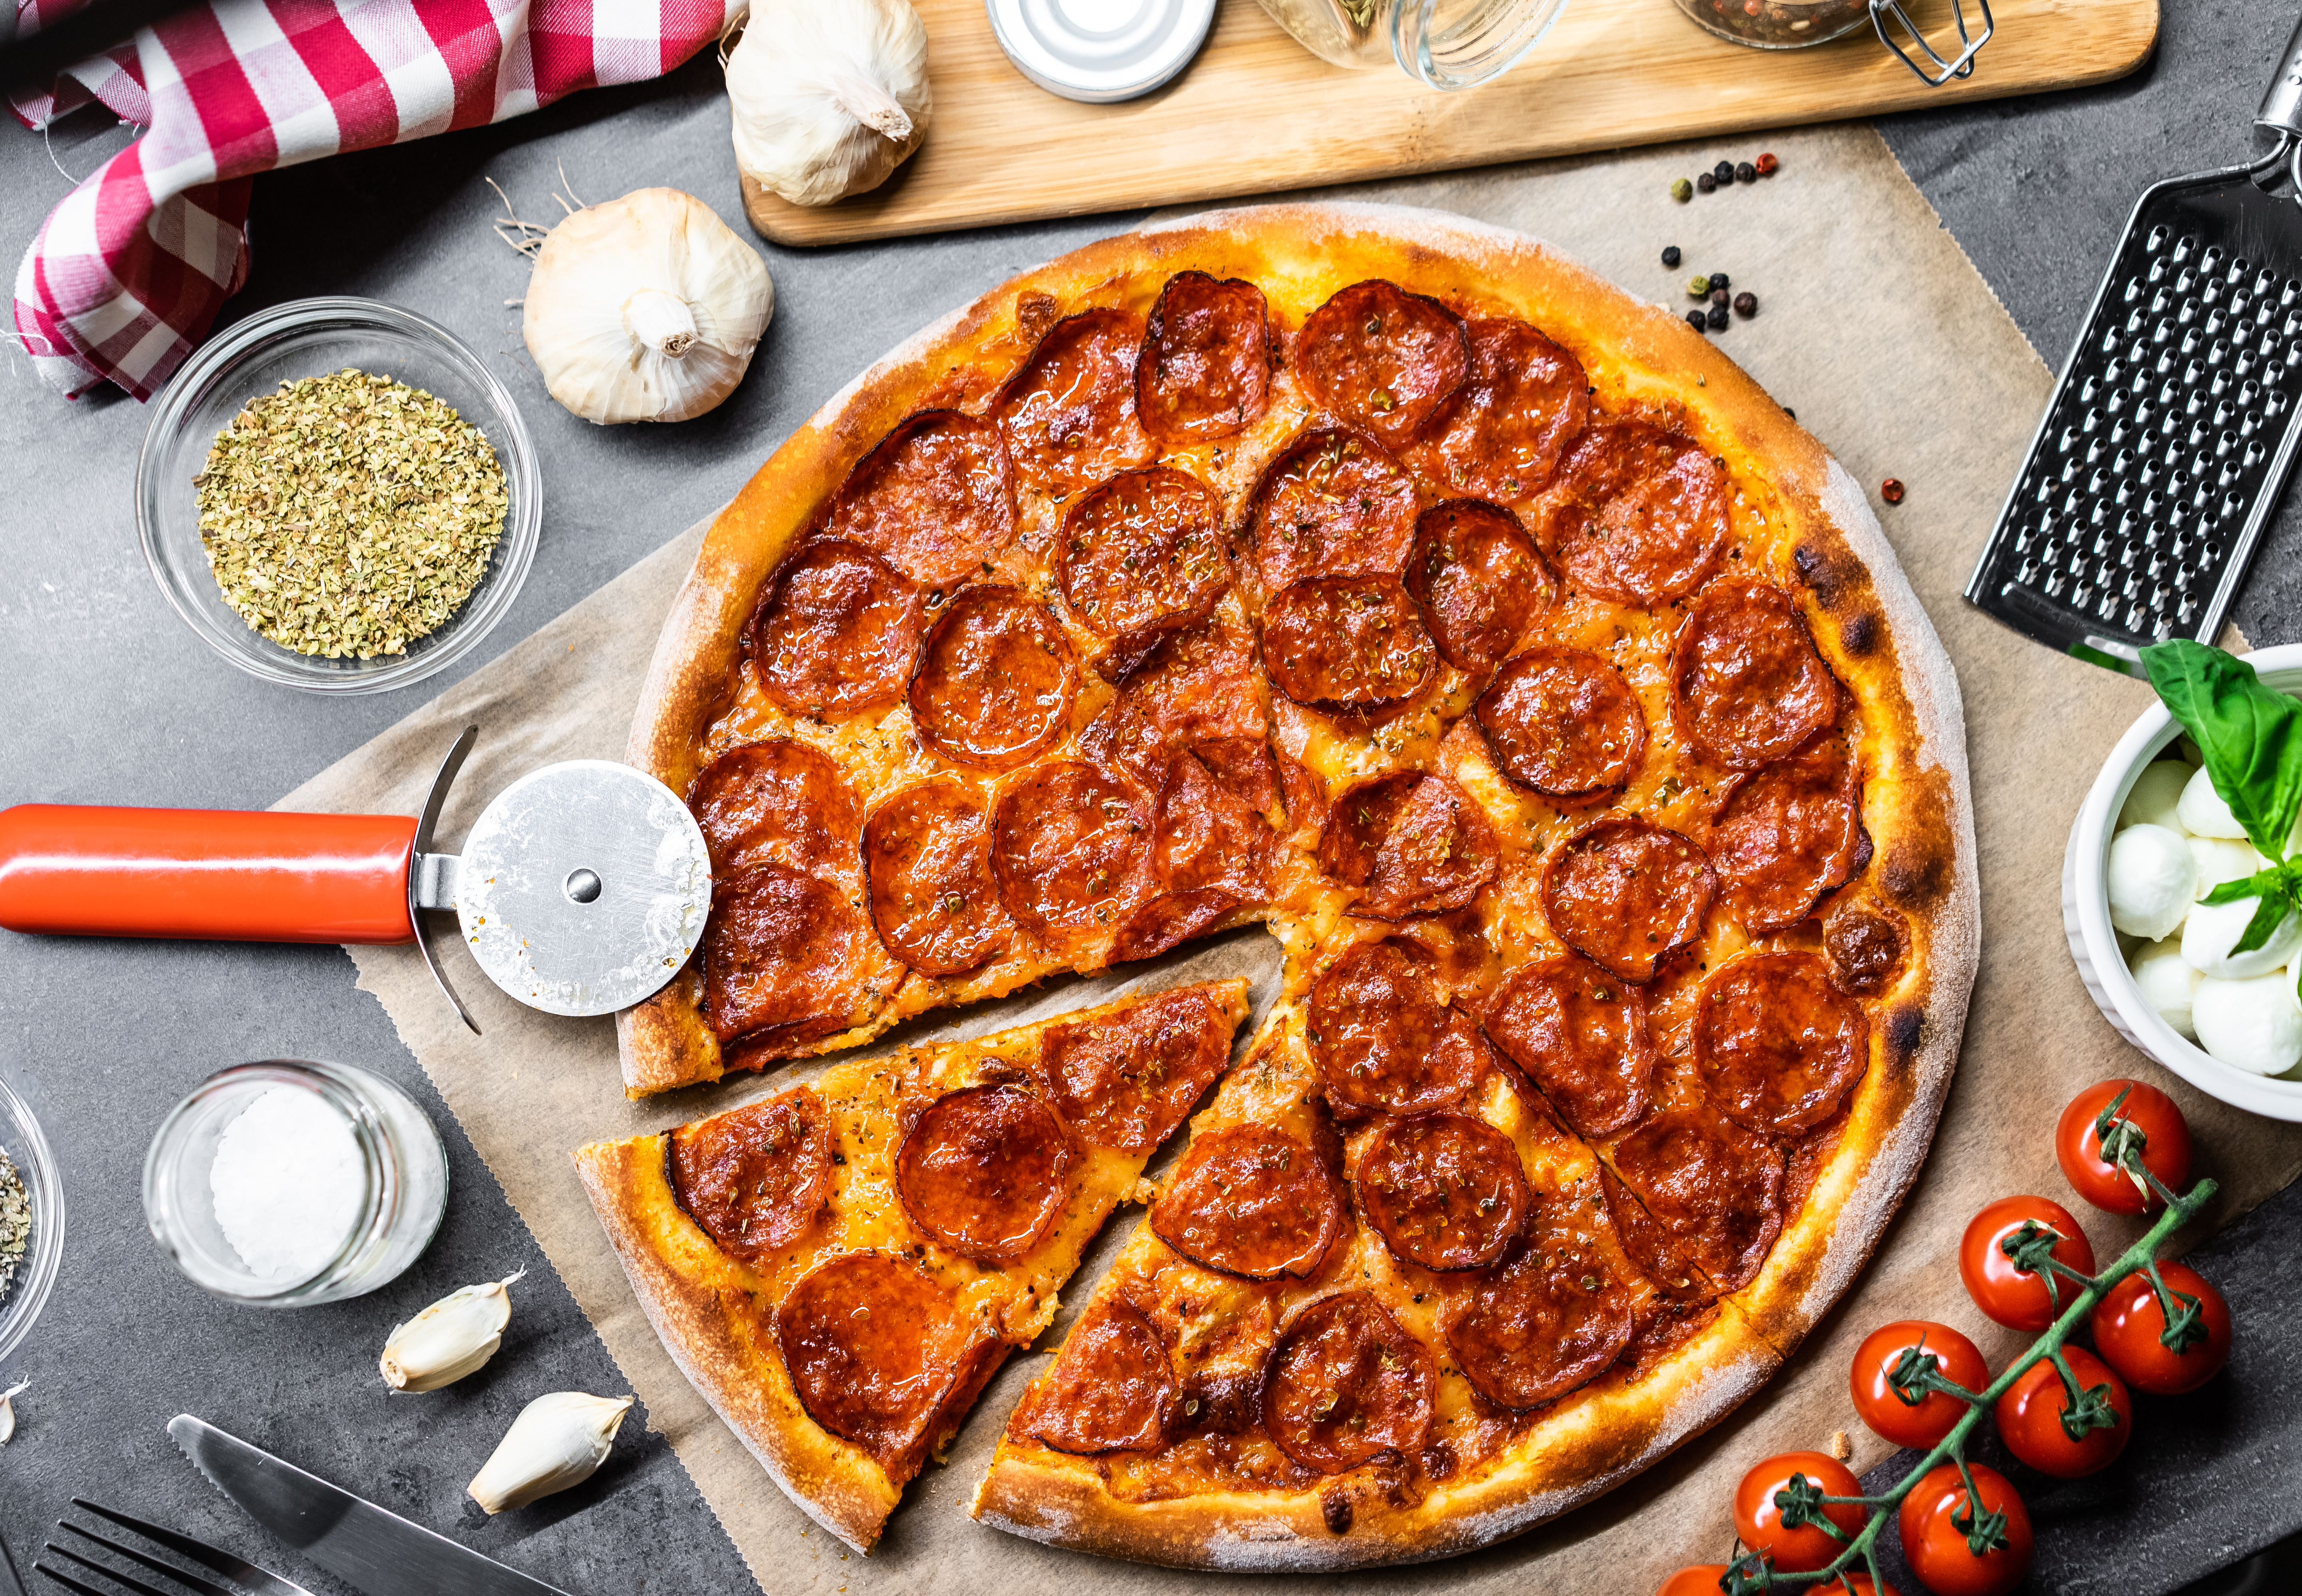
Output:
[{"xmin": 2065, "ymin": 641, "xmax": 2302, "ymax": 1120}]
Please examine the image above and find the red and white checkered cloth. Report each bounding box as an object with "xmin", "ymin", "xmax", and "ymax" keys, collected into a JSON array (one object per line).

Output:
[{"xmin": 10, "ymin": 0, "xmax": 736, "ymax": 399}]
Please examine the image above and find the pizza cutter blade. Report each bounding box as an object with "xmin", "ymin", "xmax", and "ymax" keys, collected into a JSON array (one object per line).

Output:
[{"xmin": 0, "ymin": 726, "xmax": 712, "ymax": 1035}]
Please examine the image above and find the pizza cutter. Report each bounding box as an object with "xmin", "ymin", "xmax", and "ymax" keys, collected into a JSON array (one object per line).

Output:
[{"xmin": 0, "ymin": 727, "xmax": 711, "ymax": 1034}]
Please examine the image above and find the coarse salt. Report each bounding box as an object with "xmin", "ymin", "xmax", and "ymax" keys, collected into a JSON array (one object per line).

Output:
[{"xmin": 209, "ymin": 1085, "xmax": 366, "ymax": 1283}]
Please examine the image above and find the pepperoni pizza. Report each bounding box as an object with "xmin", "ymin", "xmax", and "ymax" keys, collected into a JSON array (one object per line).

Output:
[{"xmin": 592, "ymin": 205, "xmax": 1977, "ymax": 1568}]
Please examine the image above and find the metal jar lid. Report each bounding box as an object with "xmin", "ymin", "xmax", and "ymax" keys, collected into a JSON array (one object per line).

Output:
[{"xmin": 985, "ymin": 0, "xmax": 1218, "ymax": 104}]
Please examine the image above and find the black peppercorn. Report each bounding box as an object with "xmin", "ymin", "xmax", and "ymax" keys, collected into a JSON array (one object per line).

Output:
[
  {"xmin": 1734, "ymin": 291, "xmax": 1757, "ymax": 317},
  {"xmin": 1711, "ymin": 286, "xmax": 1729, "ymax": 307},
  {"xmin": 1696, "ymin": 172, "xmax": 1717, "ymax": 194},
  {"xmin": 1662, "ymin": 245, "xmax": 1682, "ymax": 268},
  {"xmin": 1685, "ymin": 310, "xmax": 1708, "ymax": 332},
  {"xmin": 1706, "ymin": 304, "xmax": 1729, "ymax": 330},
  {"xmin": 1708, "ymin": 271, "xmax": 1730, "ymax": 291},
  {"xmin": 1713, "ymin": 160, "xmax": 1735, "ymax": 183},
  {"xmin": 1735, "ymin": 161, "xmax": 1757, "ymax": 184}
]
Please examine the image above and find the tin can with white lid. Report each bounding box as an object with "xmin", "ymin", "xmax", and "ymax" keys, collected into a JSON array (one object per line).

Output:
[{"xmin": 985, "ymin": 0, "xmax": 1219, "ymax": 103}]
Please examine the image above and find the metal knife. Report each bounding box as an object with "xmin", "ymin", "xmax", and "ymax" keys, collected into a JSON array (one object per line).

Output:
[{"xmin": 168, "ymin": 1415, "xmax": 573, "ymax": 1596}]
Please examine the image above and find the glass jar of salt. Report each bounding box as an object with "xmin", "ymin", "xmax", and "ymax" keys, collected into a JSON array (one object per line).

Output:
[{"xmin": 144, "ymin": 1060, "xmax": 448, "ymax": 1306}]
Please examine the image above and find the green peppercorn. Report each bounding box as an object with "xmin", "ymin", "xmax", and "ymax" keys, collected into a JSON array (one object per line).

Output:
[
  {"xmin": 1734, "ymin": 291, "xmax": 1757, "ymax": 318},
  {"xmin": 1696, "ymin": 172, "xmax": 1717, "ymax": 194},
  {"xmin": 1687, "ymin": 275, "xmax": 1711, "ymax": 298},
  {"xmin": 1671, "ymin": 178, "xmax": 1692, "ymax": 202},
  {"xmin": 1684, "ymin": 310, "xmax": 1708, "ymax": 333},
  {"xmin": 1706, "ymin": 304, "xmax": 1729, "ymax": 331},
  {"xmin": 1662, "ymin": 245, "xmax": 1682, "ymax": 267}
]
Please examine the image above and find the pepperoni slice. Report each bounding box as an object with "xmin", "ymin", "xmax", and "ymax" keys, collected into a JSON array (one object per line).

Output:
[
  {"xmin": 1541, "ymin": 817, "xmax": 1717, "ymax": 984},
  {"xmin": 1443, "ymin": 1240, "xmax": 1633, "ymax": 1410},
  {"xmin": 862, "ymin": 782, "xmax": 1015, "ymax": 977},
  {"xmin": 1670, "ymin": 581, "xmax": 1841, "ymax": 770},
  {"xmin": 1542, "ymin": 421, "xmax": 1730, "ymax": 604},
  {"xmin": 1708, "ymin": 741, "xmax": 1861, "ymax": 932},
  {"xmin": 1308, "ymin": 939, "xmax": 1487, "ymax": 1116},
  {"xmin": 775, "ymin": 1250, "xmax": 997, "ymax": 1474},
  {"xmin": 1406, "ymin": 500, "xmax": 1556, "ymax": 674},
  {"xmin": 1484, "ymin": 956, "xmax": 1656, "ymax": 1138},
  {"xmin": 1695, "ymin": 952, "xmax": 1869, "ymax": 1137},
  {"xmin": 1262, "ymin": 577, "xmax": 1436, "ymax": 713},
  {"xmin": 823, "ymin": 411, "xmax": 1018, "ymax": 589},
  {"xmin": 1151, "ymin": 1123, "xmax": 1345, "ymax": 1280},
  {"xmin": 908, "ymin": 586, "xmax": 1079, "ymax": 770},
  {"xmin": 991, "ymin": 761, "xmax": 1152, "ymax": 947},
  {"xmin": 1295, "ymin": 280, "xmax": 1470, "ymax": 450},
  {"xmin": 1136, "ymin": 271, "xmax": 1272, "ymax": 445},
  {"xmin": 1084, "ymin": 618, "xmax": 1270, "ymax": 790},
  {"xmin": 1824, "ymin": 901, "xmax": 1907, "ymax": 995},
  {"xmin": 669, "ymin": 1086, "xmax": 834, "ymax": 1266},
  {"xmin": 1356, "ymin": 1114, "xmax": 1532, "ymax": 1271},
  {"xmin": 1108, "ymin": 889, "xmax": 1237, "ymax": 964},
  {"xmin": 894, "ymin": 1084, "xmax": 1076, "ymax": 1264},
  {"xmin": 689, "ymin": 741, "xmax": 861, "ymax": 880},
  {"xmin": 1412, "ymin": 317, "xmax": 1591, "ymax": 502},
  {"xmin": 1024, "ymin": 1299, "xmax": 1178, "ymax": 1455},
  {"xmin": 703, "ymin": 864, "xmax": 885, "ymax": 1044},
  {"xmin": 1473, "ymin": 647, "xmax": 1646, "ymax": 802},
  {"xmin": 1602, "ymin": 1109, "xmax": 1785, "ymax": 1299},
  {"xmin": 1055, "ymin": 466, "xmax": 1229, "ymax": 670},
  {"xmin": 1319, "ymin": 772, "xmax": 1420, "ymax": 887},
  {"xmin": 1155, "ymin": 750, "xmax": 1277, "ymax": 903},
  {"xmin": 1248, "ymin": 428, "xmax": 1420, "ymax": 593},
  {"xmin": 1262, "ymin": 1291, "xmax": 1437, "ymax": 1473},
  {"xmin": 749, "ymin": 539, "xmax": 927, "ymax": 716},
  {"xmin": 1035, "ymin": 986, "xmax": 1234, "ymax": 1152},
  {"xmin": 993, "ymin": 308, "xmax": 1156, "ymax": 491},
  {"xmin": 1319, "ymin": 772, "xmax": 1498, "ymax": 920},
  {"xmin": 1192, "ymin": 735, "xmax": 1280, "ymax": 814}
]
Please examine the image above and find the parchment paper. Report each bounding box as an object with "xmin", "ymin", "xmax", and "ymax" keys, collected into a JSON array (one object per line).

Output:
[{"xmin": 283, "ymin": 122, "xmax": 2302, "ymax": 1592}]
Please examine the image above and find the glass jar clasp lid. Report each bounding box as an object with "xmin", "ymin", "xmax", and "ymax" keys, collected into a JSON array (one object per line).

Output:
[{"xmin": 1872, "ymin": 0, "xmax": 1992, "ymax": 86}]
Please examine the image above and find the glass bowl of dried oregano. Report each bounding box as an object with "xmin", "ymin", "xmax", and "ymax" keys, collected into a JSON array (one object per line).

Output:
[
  {"xmin": 136, "ymin": 297, "xmax": 542, "ymax": 693},
  {"xmin": 0, "ymin": 1071, "xmax": 63, "ymax": 1367}
]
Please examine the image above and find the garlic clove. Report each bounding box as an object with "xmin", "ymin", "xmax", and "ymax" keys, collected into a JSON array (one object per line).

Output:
[
  {"xmin": 521, "ymin": 188, "xmax": 773, "ymax": 425},
  {"xmin": 0, "ymin": 1380, "xmax": 27, "ymax": 1446},
  {"xmin": 381, "ymin": 1270, "xmax": 525, "ymax": 1393},
  {"xmin": 468, "ymin": 1391, "xmax": 635, "ymax": 1514},
  {"xmin": 727, "ymin": 0, "xmax": 933, "ymax": 207}
]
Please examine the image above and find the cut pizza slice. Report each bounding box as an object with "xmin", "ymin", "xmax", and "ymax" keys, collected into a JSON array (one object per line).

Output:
[{"xmin": 575, "ymin": 978, "xmax": 1251, "ymax": 1553}]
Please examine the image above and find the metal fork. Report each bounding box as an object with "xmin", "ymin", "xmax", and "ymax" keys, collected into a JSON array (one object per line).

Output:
[{"xmin": 32, "ymin": 1500, "xmax": 312, "ymax": 1596}]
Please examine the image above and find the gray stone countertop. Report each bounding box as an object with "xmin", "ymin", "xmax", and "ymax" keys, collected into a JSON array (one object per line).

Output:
[{"xmin": 4, "ymin": 0, "xmax": 2301, "ymax": 1591}]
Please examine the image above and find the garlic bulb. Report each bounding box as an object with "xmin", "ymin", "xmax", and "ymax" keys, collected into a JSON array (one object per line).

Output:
[
  {"xmin": 522, "ymin": 188, "xmax": 773, "ymax": 425},
  {"xmin": 0, "ymin": 1381, "xmax": 25, "ymax": 1446},
  {"xmin": 380, "ymin": 1270, "xmax": 524, "ymax": 1393},
  {"xmin": 727, "ymin": 0, "xmax": 932, "ymax": 207},
  {"xmin": 468, "ymin": 1391, "xmax": 634, "ymax": 1514}
]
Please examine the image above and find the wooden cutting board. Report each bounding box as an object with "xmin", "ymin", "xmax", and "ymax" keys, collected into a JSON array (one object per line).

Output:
[{"xmin": 743, "ymin": 0, "xmax": 2157, "ymax": 246}]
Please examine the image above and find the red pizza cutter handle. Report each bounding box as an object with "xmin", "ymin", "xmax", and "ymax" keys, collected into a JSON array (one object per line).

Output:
[{"xmin": 0, "ymin": 804, "xmax": 419, "ymax": 944}]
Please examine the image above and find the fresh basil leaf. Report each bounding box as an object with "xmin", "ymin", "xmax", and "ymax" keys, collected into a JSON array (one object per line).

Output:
[
  {"xmin": 2202, "ymin": 875, "xmax": 2268, "ymax": 906},
  {"xmin": 2231, "ymin": 885, "xmax": 2296, "ymax": 956},
  {"xmin": 2140, "ymin": 640, "xmax": 2302, "ymax": 860}
]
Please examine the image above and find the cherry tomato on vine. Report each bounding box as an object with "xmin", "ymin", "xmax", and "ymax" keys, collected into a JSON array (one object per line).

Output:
[
  {"xmin": 1835, "ymin": 1580, "xmax": 1900, "ymax": 1596},
  {"xmin": 1896, "ymin": 1463, "xmax": 2033, "ymax": 1596},
  {"xmin": 1654, "ymin": 1568, "xmax": 1729, "ymax": 1596},
  {"xmin": 1959, "ymin": 1196, "xmax": 2097, "ymax": 1331},
  {"xmin": 1849, "ymin": 1320, "xmax": 1989, "ymax": 1449},
  {"xmin": 2055, "ymin": 1079, "xmax": 2191, "ymax": 1215},
  {"xmin": 1992, "ymin": 1345, "xmax": 2131, "ymax": 1477},
  {"xmin": 1732, "ymin": 1451, "xmax": 1865, "ymax": 1573},
  {"xmin": 2091, "ymin": 1260, "xmax": 2233, "ymax": 1395}
]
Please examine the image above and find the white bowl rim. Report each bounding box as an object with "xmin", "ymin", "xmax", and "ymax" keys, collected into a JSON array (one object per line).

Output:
[
  {"xmin": 2071, "ymin": 640, "xmax": 2302, "ymax": 1118},
  {"xmin": 0, "ymin": 1072, "xmax": 67, "ymax": 1365}
]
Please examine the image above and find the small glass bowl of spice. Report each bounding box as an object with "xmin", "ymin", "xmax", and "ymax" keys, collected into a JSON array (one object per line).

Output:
[
  {"xmin": 143, "ymin": 1059, "xmax": 449, "ymax": 1307},
  {"xmin": 136, "ymin": 298, "xmax": 541, "ymax": 694},
  {"xmin": 0, "ymin": 1073, "xmax": 66, "ymax": 1365}
]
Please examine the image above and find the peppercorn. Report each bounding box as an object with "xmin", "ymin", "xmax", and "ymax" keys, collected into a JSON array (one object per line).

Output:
[
  {"xmin": 1713, "ymin": 160, "xmax": 1735, "ymax": 184},
  {"xmin": 1685, "ymin": 310, "xmax": 1708, "ymax": 333},
  {"xmin": 1734, "ymin": 291, "xmax": 1757, "ymax": 318},
  {"xmin": 1686, "ymin": 275, "xmax": 1711, "ymax": 298},
  {"xmin": 1710, "ymin": 286, "xmax": 1729, "ymax": 307},
  {"xmin": 1671, "ymin": 178, "xmax": 1692, "ymax": 202},
  {"xmin": 1881, "ymin": 478, "xmax": 1906, "ymax": 504},
  {"xmin": 1708, "ymin": 271, "xmax": 1730, "ymax": 292},
  {"xmin": 1755, "ymin": 152, "xmax": 1780, "ymax": 176},
  {"xmin": 1706, "ymin": 304, "xmax": 1729, "ymax": 331},
  {"xmin": 1662, "ymin": 245, "xmax": 1682, "ymax": 267},
  {"xmin": 1696, "ymin": 172, "xmax": 1717, "ymax": 194},
  {"xmin": 1735, "ymin": 161, "xmax": 1757, "ymax": 184}
]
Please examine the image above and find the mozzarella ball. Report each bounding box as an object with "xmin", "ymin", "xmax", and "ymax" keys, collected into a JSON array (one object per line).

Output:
[
  {"xmin": 2177, "ymin": 765, "xmax": 2249, "ymax": 839},
  {"xmin": 2189, "ymin": 837, "xmax": 2260, "ymax": 898},
  {"xmin": 2117, "ymin": 760, "xmax": 2193, "ymax": 833},
  {"xmin": 2181, "ymin": 891, "xmax": 2302, "ymax": 977},
  {"xmin": 2192, "ymin": 970, "xmax": 2302, "ymax": 1075},
  {"xmin": 2128, "ymin": 936, "xmax": 2204, "ymax": 1039},
  {"xmin": 2107, "ymin": 824, "xmax": 2199, "ymax": 939}
]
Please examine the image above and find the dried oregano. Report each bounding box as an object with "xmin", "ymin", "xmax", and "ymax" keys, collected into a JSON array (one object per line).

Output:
[
  {"xmin": 194, "ymin": 369, "xmax": 508, "ymax": 659},
  {"xmin": 0, "ymin": 1147, "xmax": 28, "ymax": 1306}
]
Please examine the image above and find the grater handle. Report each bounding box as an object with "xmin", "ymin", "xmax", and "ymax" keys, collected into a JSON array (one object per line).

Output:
[{"xmin": 2256, "ymin": 11, "xmax": 2302, "ymax": 138}]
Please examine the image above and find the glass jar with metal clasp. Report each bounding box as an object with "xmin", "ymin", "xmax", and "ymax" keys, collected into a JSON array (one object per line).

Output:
[
  {"xmin": 1672, "ymin": 0, "xmax": 1993, "ymax": 84},
  {"xmin": 1254, "ymin": 0, "xmax": 1571, "ymax": 90}
]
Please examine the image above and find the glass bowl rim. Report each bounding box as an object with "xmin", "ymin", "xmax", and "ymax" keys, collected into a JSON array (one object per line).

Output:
[
  {"xmin": 0, "ymin": 1072, "xmax": 68, "ymax": 1367},
  {"xmin": 132, "ymin": 295, "xmax": 543, "ymax": 697}
]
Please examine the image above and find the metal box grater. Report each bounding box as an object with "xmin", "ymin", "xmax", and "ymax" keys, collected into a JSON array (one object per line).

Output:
[{"xmin": 1965, "ymin": 16, "xmax": 2302, "ymax": 674}]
